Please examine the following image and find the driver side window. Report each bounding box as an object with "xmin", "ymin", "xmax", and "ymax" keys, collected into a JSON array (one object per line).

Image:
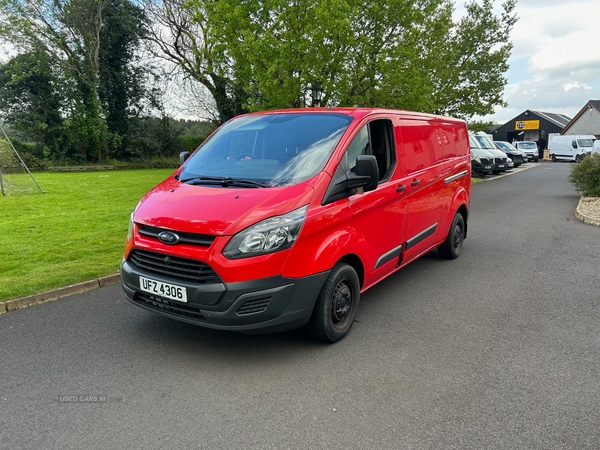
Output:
[
  {"xmin": 345, "ymin": 126, "xmax": 370, "ymax": 172},
  {"xmin": 343, "ymin": 119, "xmax": 395, "ymax": 181}
]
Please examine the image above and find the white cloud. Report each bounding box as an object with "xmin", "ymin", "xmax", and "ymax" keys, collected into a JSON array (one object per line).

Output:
[{"xmin": 466, "ymin": 0, "xmax": 600, "ymax": 123}]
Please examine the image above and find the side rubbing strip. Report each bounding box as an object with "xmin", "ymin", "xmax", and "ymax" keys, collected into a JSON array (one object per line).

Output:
[
  {"xmin": 374, "ymin": 244, "xmax": 404, "ymax": 270},
  {"xmin": 405, "ymin": 223, "xmax": 438, "ymax": 251},
  {"xmin": 444, "ymin": 170, "xmax": 468, "ymax": 184}
]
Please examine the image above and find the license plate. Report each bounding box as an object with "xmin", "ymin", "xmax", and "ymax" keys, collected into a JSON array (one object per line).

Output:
[
  {"xmin": 498, "ymin": 164, "xmax": 505, "ymax": 168},
  {"xmin": 484, "ymin": 165, "xmax": 492, "ymax": 169},
  {"xmin": 139, "ymin": 276, "xmax": 187, "ymax": 303}
]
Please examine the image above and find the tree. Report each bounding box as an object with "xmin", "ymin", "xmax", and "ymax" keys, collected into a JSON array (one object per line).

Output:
[
  {"xmin": 467, "ymin": 120, "xmax": 496, "ymax": 133},
  {"xmin": 0, "ymin": 49, "xmax": 65, "ymax": 156},
  {"xmin": 98, "ymin": 0, "xmax": 157, "ymax": 159},
  {"xmin": 142, "ymin": 0, "xmax": 248, "ymax": 125},
  {"xmin": 0, "ymin": 0, "xmax": 158, "ymax": 161},
  {"xmin": 156, "ymin": 0, "xmax": 516, "ymax": 121}
]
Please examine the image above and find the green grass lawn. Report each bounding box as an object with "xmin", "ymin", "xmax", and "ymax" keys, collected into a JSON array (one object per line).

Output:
[{"xmin": 0, "ymin": 169, "xmax": 175, "ymax": 302}]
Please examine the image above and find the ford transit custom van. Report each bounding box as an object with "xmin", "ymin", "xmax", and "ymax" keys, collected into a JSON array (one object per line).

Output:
[{"xmin": 120, "ymin": 108, "xmax": 471, "ymax": 342}]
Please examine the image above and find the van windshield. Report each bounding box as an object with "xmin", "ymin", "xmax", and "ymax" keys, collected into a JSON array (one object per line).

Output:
[
  {"xmin": 577, "ymin": 139, "xmax": 594, "ymax": 147},
  {"xmin": 473, "ymin": 135, "xmax": 495, "ymax": 149},
  {"xmin": 469, "ymin": 137, "xmax": 482, "ymax": 149},
  {"xmin": 179, "ymin": 113, "xmax": 353, "ymax": 187},
  {"xmin": 518, "ymin": 142, "xmax": 537, "ymax": 149}
]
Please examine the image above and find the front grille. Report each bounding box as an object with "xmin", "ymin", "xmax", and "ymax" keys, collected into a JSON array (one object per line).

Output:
[
  {"xmin": 138, "ymin": 224, "xmax": 216, "ymax": 247},
  {"xmin": 129, "ymin": 249, "xmax": 221, "ymax": 284},
  {"xmin": 480, "ymin": 158, "xmax": 493, "ymax": 165},
  {"xmin": 134, "ymin": 292, "xmax": 205, "ymax": 321},
  {"xmin": 236, "ymin": 297, "xmax": 271, "ymax": 316},
  {"xmin": 494, "ymin": 157, "xmax": 506, "ymax": 164}
]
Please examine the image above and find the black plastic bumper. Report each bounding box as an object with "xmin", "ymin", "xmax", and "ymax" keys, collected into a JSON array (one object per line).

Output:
[
  {"xmin": 120, "ymin": 260, "xmax": 329, "ymax": 334},
  {"xmin": 471, "ymin": 162, "xmax": 493, "ymax": 175}
]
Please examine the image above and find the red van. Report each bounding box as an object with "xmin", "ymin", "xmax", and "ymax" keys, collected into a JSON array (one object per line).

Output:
[{"xmin": 120, "ymin": 108, "xmax": 470, "ymax": 342}]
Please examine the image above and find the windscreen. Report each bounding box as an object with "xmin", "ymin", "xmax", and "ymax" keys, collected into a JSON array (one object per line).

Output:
[
  {"xmin": 518, "ymin": 142, "xmax": 537, "ymax": 149},
  {"xmin": 180, "ymin": 113, "xmax": 353, "ymax": 187},
  {"xmin": 473, "ymin": 135, "xmax": 495, "ymax": 149},
  {"xmin": 495, "ymin": 141, "xmax": 516, "ymax": 152},
  {"xmin": 577, "ymin": 139, "xmax": 594, "ymax": 147},
  {"xmin": 469, "ymin": 136, "xmax": 482, "ymax": 149}
]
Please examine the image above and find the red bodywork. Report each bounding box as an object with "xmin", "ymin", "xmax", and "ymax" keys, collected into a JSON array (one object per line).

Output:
[{"xmin": 124, "ymin": 108, "xmax": 470, "ymax": 292}]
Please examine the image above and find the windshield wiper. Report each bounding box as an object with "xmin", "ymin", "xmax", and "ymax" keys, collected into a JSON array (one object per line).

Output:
[{"xmin": 179, "ymin": 176, "xmax": 268, "ymax": 188}]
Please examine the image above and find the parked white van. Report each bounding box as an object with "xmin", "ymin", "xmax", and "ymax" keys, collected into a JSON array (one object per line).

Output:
[
  {"xmin": 593, "ymin": 140, "xmax": 600, "ymax": 154},
  {"xmin": 549, "ymin": 135, "xmax": 596, "ymax": 162}
]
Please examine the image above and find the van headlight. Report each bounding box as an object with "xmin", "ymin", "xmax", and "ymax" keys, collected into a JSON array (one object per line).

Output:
[
  {"xmin": 223, "ymin": 205, "xmax": 308, "ymax": 259},
  {"xmin": 471, "ymin": 152, "xmax": 480, "ymax": 163}
]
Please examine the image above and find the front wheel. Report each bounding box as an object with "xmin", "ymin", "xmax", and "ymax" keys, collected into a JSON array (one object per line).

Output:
[
  {"xmin": 551, "ymin": 154, "xmax": 556, "ymax": 162},
  {"xmin": 575, "ymin": 154, "xmax": 584, "ymax": 162},
  {"xmin": 438, "ymin": 212, "xmax": 465, "ymax": 260},
  {"xmin": 307, "ymin": 263, "xmax": 360, "ymax": 343}
]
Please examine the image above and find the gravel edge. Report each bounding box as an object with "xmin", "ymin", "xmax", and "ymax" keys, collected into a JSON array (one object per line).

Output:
[{"xmin": 574, "ymin": 196, "xmax": 600, "ymax": 227}]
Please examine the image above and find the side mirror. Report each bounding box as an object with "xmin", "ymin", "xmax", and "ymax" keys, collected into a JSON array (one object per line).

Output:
[
  {"xmin": 572, "ymin": 141, "xmax": 577, "ymax": 149},
  {"xmin": 179, "ymin": 151, "xmax": 191, "ymax": 165},
  {"xmin": 321, "ymin": 155, "xmax": 380, "ymax": 205},
  {"xmin": 352, "ymin": 155, "xmax": 379, "ymax": 192}
]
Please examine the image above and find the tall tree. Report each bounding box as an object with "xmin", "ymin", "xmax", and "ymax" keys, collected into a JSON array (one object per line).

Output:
[
  {"xmin": 98, "ymin": 0, "xmax": 154, "ymax": 158},
  {"xmin": 143, "ymin": 0, "xmax": 247, "ymax": 125},
  {"xmin": 0, "ymin": 49, "xmax": 64, "ymax": 155},
  {"xmin": 0, "ymin": 0, "xmax": 156, "ymax": 161},
  {"xmin": 157, "ymin": 0, "xmax": 516, "ymax": 121}
]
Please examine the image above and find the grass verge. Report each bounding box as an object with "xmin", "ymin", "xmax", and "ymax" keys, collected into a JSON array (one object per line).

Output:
[{"xmin": 0, "ymin": 169, "xmax": 175, "ymax": 302}]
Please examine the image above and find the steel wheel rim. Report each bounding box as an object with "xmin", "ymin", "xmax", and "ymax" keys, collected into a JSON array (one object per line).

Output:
[
  {"xmin": 331, "ymin": 280, "xmax": 353, "ymax": 329},
  {"xmin": 453, "ymin": 224, "xmax": 463, "ymax": 249}
]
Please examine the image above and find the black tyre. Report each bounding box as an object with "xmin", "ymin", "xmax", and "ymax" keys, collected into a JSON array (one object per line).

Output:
[
  {"xmin": 307, "ymin": 263, "xmax": 360, "ymax": 343},
  {"xmin": 551, "ymin": 154, "xmax": 556, "ymax": 162},
  {"xmin": 575, "ymin": 154, "xmax": 584, "ymax": 163},
  {"xmin": 438, "ymin": 212, "xmax": 465, "ymax": 260}
]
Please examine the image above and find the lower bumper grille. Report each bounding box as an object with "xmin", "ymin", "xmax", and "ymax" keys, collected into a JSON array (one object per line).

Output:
[
  {"xmin": 134, "ymin": 292, "xmax": 205, "ymax": 321},
  {"xmin": 237, "ymin": 297, "xmax": 271, "ymax": 316}
]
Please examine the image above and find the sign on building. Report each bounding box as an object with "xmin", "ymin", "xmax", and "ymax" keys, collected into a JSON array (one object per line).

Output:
[{"xmin": 515, "ymin": 120, "xmax": 540, "ymax": 130}]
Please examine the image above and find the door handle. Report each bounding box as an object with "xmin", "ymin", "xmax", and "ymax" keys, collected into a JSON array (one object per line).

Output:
[
  {"xmin": 396, "ymin": 185, "xmax": 407, "ymax": 192},
  {"xmin": 411, "ymin": 179, "xmax": 421, "ymax": 187}
]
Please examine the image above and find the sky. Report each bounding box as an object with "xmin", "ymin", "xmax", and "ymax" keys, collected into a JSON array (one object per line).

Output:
[{"xmin": 457, "ymin": 0, "xmax": 600, "ymax": 124}]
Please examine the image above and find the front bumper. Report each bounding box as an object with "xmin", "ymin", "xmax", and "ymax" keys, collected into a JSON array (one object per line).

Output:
[
  {"xmin": 120, "ymin": 260, "xmax": 329, "ymax": 334},
  {"xmin": 471, "ymin": 161, "xmax": 493, "ymax": 175}
]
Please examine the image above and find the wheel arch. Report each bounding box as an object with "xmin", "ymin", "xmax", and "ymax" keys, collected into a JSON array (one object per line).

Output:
[
  {"xmin": 337, "ymin": 253, "xmax": 365, "ymax": 289},
  {"xmin": 456, "ymin": 203, "xmax": 469, "ymax": 239}
]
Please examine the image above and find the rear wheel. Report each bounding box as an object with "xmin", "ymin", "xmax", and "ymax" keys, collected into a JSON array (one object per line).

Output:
[
  {"xmin": 438, "ymin": 212, "xmax": 465, "ymax": 260},
  {"xmin": 307, "ymin": 263, "xmax": 360, "ymax": 343},
  {"xmin": 551, "ymin": 154, "xmax": 556, "ymax": 162}
]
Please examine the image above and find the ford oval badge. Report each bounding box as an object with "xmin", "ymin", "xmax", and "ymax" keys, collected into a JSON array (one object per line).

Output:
[{"xmin": 158, "ymin": 231, "xmax": 180, "ymax": 245}]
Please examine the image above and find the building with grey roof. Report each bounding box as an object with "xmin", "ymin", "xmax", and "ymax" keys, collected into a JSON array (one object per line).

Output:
[
  {"xmin": 560, "ymin": 100, "xmax": 600, "ymax": 138},
  {"xmin": 490, "ymin": 110, "xmax": 571, "ymax": 151}
]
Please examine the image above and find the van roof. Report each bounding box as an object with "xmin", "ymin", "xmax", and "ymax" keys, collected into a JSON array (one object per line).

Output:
[{"xmin": 238, "ymin": 107, "xmax": 465, "ymax": 123}]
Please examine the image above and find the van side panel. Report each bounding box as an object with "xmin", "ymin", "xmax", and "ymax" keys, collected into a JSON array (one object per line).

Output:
[{"xmin": 395, "ymin": 117, "xmax": 444, "ymax": 261}]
